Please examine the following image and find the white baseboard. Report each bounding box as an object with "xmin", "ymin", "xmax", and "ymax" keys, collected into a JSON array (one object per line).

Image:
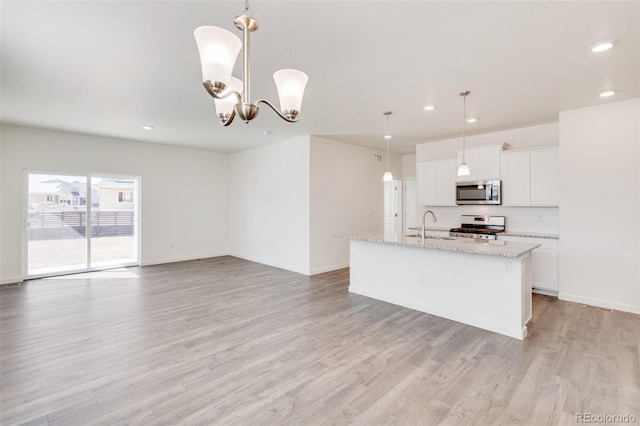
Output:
[
  {"xmin": 228, "ymin": 252, "xmax": 310, "ymax": 276},
  {"xmin": 309, "ymin": 262, "xmax": 350, "ymax": 276},
  {"xmin": 559, "ymin": 292, "xmax": 640, "ymax": 315},
  {"xmin": 1, "ymin": 276, "xmax": 24, "ymax": 286},
  {"xmin": 140, "ymin": 252, "xmax": 230, "ymax": 267},
  {"xmin": 533, "ymin": 288, "xmax": 558, "ymax": 297}
]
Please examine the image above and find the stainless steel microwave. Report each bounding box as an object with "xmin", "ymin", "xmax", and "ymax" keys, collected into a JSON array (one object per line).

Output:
[{"xmin": 456, "ymin": 180, "xmax": 501, "ymax": 205}]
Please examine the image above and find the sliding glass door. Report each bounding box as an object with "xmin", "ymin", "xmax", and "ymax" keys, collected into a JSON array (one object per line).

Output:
[
  {"xmin": 27, "ymin": 173, "xmax": 89, "ymax": 275},
  {"xmin": 90, "ymin": 176, "xmax": 139, "ymax": 268},
  {"xmin": 26, "ymin": 172, "xmax": 140, "ymax": 277}
]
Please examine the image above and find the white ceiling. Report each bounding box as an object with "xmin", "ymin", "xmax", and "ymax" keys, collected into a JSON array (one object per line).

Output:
[{"xmin": 1, "ymin": 1, "xmax": 638, "ymax": 154}]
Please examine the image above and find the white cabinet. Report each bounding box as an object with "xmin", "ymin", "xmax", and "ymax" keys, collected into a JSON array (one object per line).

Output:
[
  {"xmin": 531, "ymin": 148, "xmax": 559, "ymax": 205},
  {"xmin": 501, "ymin": 146, "xmax": 559, "ymax": 206},
  {"xmin": 416, "ymin": 159, "xmax": 456, "ymax": 206},
  {"xmin": 531, "ymin": 249, "xmax": 559, "ymax": 292},
  {"xmin": 456, "ymin": 144, "xmax": 504, "ymax": 182},
  {"xmin": 416, "ymin": 161, "xmax": 436, "ymax": 205},
  {"xmin": 500, "ymin": 235, "xmax": 558, "ymax": 293},
  {"xmin": 436, "ymin": 159, "xmax": 457, "ymax": 205},
  {"xmin": 501, "ymin": 151, "xmax": 531, "ymax": 205}
]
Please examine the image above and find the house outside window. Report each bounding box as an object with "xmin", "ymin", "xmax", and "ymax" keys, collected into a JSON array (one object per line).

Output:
[{"xmin": 118, "ymin": 191, "xmax": 133, "ymax": 203}]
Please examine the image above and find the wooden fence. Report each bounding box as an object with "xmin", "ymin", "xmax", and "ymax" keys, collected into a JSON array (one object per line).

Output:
[{"xmin": 27, "ymin": 211, "xmax": 134, "ymax": 240}]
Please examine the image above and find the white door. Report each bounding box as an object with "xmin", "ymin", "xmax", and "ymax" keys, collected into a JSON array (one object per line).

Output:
[
  {"xmin": 404, "ymin": 179, "xmax": 417, "ymax": 234},
  {"xmin": 384, "ymin": 180, "xmax": 402, "ymax": 238}
]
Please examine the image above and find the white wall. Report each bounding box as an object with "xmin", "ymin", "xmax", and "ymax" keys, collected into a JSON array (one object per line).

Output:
[
  {"xmin": 402, "ymin": 154, "xmax": 417, "ymax": 178},
  {"xmin": 559, "ymin": 98, "xmax": 640, "ymax": 314},
  {"xmin": 228, "ymin": 136, "xmax": 311, "ymax": 275},
  {"xmin": 0, "ymin": 124, "xmax": 229, "ymax": 283},
  {"xmin": 416, "ymin": 122, "xmax": 558, "ymax": 161},
  {"xmin": 309, "ymin": 136, "xmax": 402, "ymax": 274}
]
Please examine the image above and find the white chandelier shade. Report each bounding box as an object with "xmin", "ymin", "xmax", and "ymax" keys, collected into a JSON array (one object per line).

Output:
[
  {"xmin": 214, "ymin": 77, "xmax": 243, "ymax": 122},
  {"xmin": 194, "ymin": 26, "xmax": 242, "ymax": 88},
  {"xmin": 273, "ymin": 69, "xmax": 309, "ymax": 117}
]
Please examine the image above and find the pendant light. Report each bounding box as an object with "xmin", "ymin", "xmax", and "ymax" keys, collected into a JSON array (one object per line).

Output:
[
  {"xmin": 458, "ymin": 91, "xmax": 471, "ymax": 177},
  {"xmin": 383, "ymin": 111, "xmax": 393, "ymax": 182}
]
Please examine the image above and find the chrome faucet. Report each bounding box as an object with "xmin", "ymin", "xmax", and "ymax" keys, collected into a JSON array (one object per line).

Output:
[{"xmin": 422, "ymin": 210, "xmax": 437, "ymax": 241}]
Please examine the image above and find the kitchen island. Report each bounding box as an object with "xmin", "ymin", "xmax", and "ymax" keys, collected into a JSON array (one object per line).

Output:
[{"xmin": 341, "ymin": 233, "xmax": 540, "ymax": 340}]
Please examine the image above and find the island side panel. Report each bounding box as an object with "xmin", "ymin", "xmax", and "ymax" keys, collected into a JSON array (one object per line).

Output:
[{"xmin": 348, "ymin": 239, "xmax": 530, "ymax": 340}]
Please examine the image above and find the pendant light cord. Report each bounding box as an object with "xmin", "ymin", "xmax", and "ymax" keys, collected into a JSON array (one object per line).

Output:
[
  {"xmin": 462, "ymin": 93, "xmax": 466, "ymax": 163},
  {"xmin": 386, "ymin": 113, "xmax": 390, "ymax": 169}
]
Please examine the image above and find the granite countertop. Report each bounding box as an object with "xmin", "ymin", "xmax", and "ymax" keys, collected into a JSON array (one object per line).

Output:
[
  {"xmin": 407, "ymin": 226, "xmax": 451, "ymax": 233},
  {"xmin": 409, "ymin": 226, "xmax": 560, "ymax": 240},
  {"xmin": 502, "ymin": 231, "xmax": 559, "ymax": 239},
  {"xmin": 408, "ymin": 226, "xmax": 559, "ymax": 240},
  {"xmin": 339, "ymin": 233, "xmax": 540, "ymax": 258}
]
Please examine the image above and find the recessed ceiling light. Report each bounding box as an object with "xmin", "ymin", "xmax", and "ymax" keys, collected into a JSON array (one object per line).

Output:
[
  {"xmin": 591, "ymin": 41, "xmax": 614, "ymax": 53},
  {"xmin": 423, "ymin": 105, "xmax": 435, "ymax": 111},
  {"xmin": 466, "ymin": 117, "xmax": 477, "ymax": 123},
  {"xmin": 142, "ymin": 125, "xmax": 154, "ymax": 130},
  {"xmin": 599, "ymin": 90, "xmax": 616, "ymax": 97}
]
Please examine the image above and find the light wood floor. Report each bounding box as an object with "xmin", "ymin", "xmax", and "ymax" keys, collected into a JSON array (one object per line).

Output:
[{"xmin": 1, "ymin": 256, "xmax": 639, "ymax": 425}]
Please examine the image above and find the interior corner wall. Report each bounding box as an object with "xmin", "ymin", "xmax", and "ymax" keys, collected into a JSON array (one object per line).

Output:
[
  {"xmin": 0, "ymin": 124, "xmax": 230, "ymax": 284},
  {"xmin": 558, "ymin": 98, "xmax": 640, "ymax": 314},
  {"xmin": 228, "ymin": 136, "xmax": 311, "ymax": 275},
  {"xmin": 309, "ymin": 136, "xmax": 402, "ymax": 275}
]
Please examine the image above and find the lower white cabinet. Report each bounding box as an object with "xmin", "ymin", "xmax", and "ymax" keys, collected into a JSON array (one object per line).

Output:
[{"xmin": 500, "ymin": 235, "xmax": 558, "ymax": 293}]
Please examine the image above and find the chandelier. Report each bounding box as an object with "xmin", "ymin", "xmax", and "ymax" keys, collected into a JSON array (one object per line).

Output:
[{"xmin": 194, "ymin": 1, "xmax": 308, "ymax": 126}]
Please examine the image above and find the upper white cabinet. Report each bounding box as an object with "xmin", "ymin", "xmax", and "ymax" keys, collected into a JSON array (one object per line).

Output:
[
  {"xmin": 456, "ymin": 144, "xmax": 504, "ymax": 182},
  {"xmin": 416, "ymin": 158, "xmax": 457, "ymax": 206},
  {"xmin": 530, "ymin": 148, "xmax": 559, "ymax": 205},
  {"xmin": 501, "ymin": 151, "xmax": 531, "ymax": 205},
  {"xmin": 501, "ymin": 146, "xmax": 559, "ymax": 206}
]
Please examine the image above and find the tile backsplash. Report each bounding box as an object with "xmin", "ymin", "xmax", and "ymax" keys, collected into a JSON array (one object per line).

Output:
[{"xmin": 411, "ymin": 205, "xmax": 559, "ymax": 235}]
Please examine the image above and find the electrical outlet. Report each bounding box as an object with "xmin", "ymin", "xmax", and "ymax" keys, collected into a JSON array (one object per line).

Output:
[
  {"xmin": 418, "ymin": 275, "xmax": 425, "ymax": 286},
  {"xmin": 538, "ymin": 216, "xmax": 544, "ymax": 223}
]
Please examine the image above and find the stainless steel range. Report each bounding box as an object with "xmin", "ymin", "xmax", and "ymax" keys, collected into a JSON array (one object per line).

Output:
[{"xmin": 449, "ymin": 215, "xmax": 505, "ymax": 240}]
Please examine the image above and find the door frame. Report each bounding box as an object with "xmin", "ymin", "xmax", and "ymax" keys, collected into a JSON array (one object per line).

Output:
[{"xmin": 22, "ymin": 169, "xmax": 142, "ymax": 280}]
